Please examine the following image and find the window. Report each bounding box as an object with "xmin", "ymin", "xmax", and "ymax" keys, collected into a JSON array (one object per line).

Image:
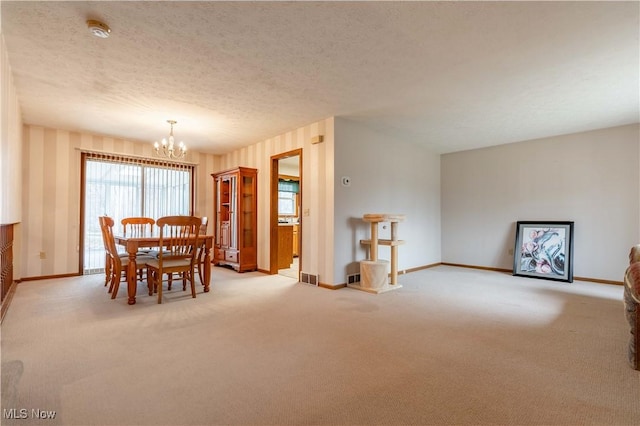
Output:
[
  {"xmin": 278, "ymin": 176, "xmax": 299, "ymax": 217},
  {"xmin": 81, "ymin": 152, "xmax": 194, "ymax": 274},
  {"xmin": 278, "ymin": 192, "xmax": 297, "ymax": 216}
]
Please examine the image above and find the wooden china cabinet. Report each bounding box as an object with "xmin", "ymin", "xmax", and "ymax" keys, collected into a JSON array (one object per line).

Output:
[{"xmin": 212, "ymin": 167, "xmax": 258, "ymax": 272}]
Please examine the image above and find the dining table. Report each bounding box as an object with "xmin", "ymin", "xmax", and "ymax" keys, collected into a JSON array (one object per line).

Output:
[{"xmin": 114, "ymin": 232, "xmax": 214, "ymax": 305}]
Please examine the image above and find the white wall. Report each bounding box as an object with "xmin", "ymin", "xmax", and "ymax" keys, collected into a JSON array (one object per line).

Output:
[
  {"xmin": 278, "ymin": 159, "xmax": 300, "ymax": 177},
  {"xmin": 441, "ymin": 124, "xmax": 640, "ymax": 282},
  {"xmin": 218, "ymin": 116, "xmax": 442, "ymax": 285},
  {"xmin": 333, "ymin": 117, "xmax": 441, "ymax": 284}
]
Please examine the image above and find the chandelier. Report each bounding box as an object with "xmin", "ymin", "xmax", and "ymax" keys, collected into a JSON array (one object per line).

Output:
[{"xmin": 153, "ymin": 120, "xmax": 187, "ymax": 159}]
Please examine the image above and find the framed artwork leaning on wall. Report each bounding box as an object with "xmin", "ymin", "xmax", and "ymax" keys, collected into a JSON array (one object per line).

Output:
[{"xmin": 513, "ymin": 221, "xmax": 574, "ymax": 283}]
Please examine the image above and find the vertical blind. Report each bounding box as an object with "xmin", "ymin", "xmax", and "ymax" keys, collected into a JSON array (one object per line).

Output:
[
  {"xmin": 82, "ymin": 151, "xmax": 194, "ymax": 274},
  {"xmin": 278, "ymin": 179, "xmax": 299, "ymax": 193}
]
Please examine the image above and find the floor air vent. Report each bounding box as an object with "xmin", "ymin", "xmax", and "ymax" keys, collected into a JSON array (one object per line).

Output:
[
  {"xmin": 347, "ymin": 273, "xmax": 361, "ymax": 285},
  {"xmin": 301, "ymin": 272, "xmax": 319, "ymax": 286}
]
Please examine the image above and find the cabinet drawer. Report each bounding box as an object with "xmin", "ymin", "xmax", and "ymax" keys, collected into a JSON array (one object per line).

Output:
[
  {"xmin": 225, "ymin": 251, "xmax": 238, "ymax": 263},
  {"xmin": 214, "ymin": 249, "xmax": 225, "ymax": 260}
]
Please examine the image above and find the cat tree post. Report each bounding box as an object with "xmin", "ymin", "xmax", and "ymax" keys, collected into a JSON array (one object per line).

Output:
[{"xmin": 350, "ymin": 213, "xmax": 405, "ymax": 294}]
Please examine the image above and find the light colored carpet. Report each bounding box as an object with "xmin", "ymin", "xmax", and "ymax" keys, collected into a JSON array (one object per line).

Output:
[{"xmin": 1, "ymin": 265, "xmax": 639, "ymax": 425}]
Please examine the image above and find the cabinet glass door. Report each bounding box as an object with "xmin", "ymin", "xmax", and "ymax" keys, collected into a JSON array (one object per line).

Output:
[
  {"xmin": 242, "ymin": 175, "xmax": 254, "ymax": 248},
  {"xmin": 228, "ymin": 175, "xmax": 237, "ymax": 249}
]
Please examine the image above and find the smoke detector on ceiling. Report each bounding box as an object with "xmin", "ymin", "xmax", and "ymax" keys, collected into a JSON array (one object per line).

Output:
[{"xmin": 87, "ymin": 20, "xmax": 111, "ymax": 38}]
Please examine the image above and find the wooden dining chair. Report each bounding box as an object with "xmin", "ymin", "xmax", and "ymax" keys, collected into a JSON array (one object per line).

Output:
[
  {"xmin": 121, "ymin": 217, "xmax": 155, "ymax": 236},
  {"xmin": 166, "ymin": 216, "xmax": 208, "ymax": 290},
  {"xmin": 98, "ymin": 216, "xmax": 114, "ymax": 288},
  {"xmin": 99, "ymin": 216, "xmax": 135, "ymax": 288},
  {"xmin": 100, "ymin": 216, "xmax": 154, "ymax": 300},
  {"xmin": 121, "ymin": 216, "xmax": 156, "ymax": 279},
  {"xmin": 145, "ymin": 216, "xmax": 201, "ymax": 304},
  {"xmin": 196, "ymin": 216, "xmax": 208, "ymax": 286}
]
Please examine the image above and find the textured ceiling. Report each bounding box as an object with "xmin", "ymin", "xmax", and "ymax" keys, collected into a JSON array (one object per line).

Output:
[{"xmin": 1, "ymin": 1, "xmax": 638, "ymax": 155}]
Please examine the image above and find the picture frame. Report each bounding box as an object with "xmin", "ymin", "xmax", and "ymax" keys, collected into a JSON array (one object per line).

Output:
[{"xmin": 513, "ymin": 221, "xmax": 574, "ymax": 283}]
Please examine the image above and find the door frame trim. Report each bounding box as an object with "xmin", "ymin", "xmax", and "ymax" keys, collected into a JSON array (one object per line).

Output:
[{"xmin": 270, "ymin": 149, "xmax": 303, "ymax": 275}]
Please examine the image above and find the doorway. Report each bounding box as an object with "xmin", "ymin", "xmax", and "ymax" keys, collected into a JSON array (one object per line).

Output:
[{"xmin": 270, "ymin": 149, "xmax": 302, "ymax": 279}]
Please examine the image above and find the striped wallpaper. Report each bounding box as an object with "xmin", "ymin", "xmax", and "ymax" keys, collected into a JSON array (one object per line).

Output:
[
  {"xmin": 19, "ymin": 118, "xmax": 336, "ymax": 284},
  {"xmin": 218, "ymin": 118, "xmax": 335, "ymax": 284},
  {"xmin": 20, "ymin": 126, "xmax": 219, "ymax": 279},
  {"xmin": 1, "ymin": 33, "xmax": 23, "ymax": 225}
]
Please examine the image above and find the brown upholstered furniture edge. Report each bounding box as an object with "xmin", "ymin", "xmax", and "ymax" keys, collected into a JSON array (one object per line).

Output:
[{"xmin": 624, "ymin": 245, "xmax": 640, "ymax": 370}]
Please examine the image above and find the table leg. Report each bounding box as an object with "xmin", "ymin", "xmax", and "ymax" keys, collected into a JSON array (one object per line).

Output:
[
  {"xmin": 203, "ymin": 246, "xmax": 211, "ymax": 292},
  {"xmin": 127, "ymin": 252, "xmax": 137, "ymax": 305}
]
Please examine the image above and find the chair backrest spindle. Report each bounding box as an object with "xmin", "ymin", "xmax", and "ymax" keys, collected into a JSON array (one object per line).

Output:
[{"xmin": 121, "ymin": 217, "xmax": 155, "ymax": 236}]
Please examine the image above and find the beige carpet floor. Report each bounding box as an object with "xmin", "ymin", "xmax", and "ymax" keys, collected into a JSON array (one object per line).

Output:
[{"xmin": 1, "ymin": 265, "xmax": 639, "ymax": 425}]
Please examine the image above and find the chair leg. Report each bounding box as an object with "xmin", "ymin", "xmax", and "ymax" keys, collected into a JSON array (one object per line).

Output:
[
  {"xmin": 105, "ymin": 253, "xmax": 111, "ymax": 287},
  {"xmin": 107, "ymin": 260, "xmax": 116, "ymax": 294},
  {"xmin": 108, "ymin": 272, "xmax": 117, "ymax": 295},
  {"xmin": 196, "ymin": 251, "xmax": 205, "ymax": 285},
  {"xmin": 157, "ymin": 275, "xmax": 163, "ymax": 304},
  {"xmin": 147, "ymin": 269, "xmax": 154, "ymax": 296},
  {"xmin": 111, "ymin": 264, "xmax": 123, "ymax": 299},
  {"xmin": 190, "ymin": 270, "xmax": 197, "ymax": 298}
]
